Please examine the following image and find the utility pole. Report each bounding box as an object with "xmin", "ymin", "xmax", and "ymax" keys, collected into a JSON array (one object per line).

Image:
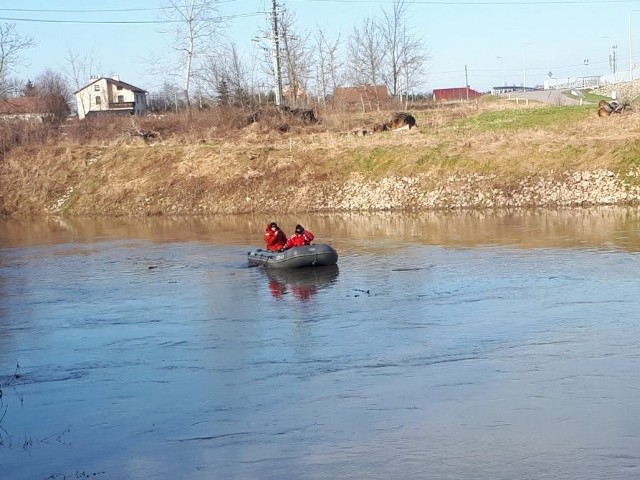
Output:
[
  {"xmin": 465, "ymin": 65, "xmax": 469, "ymax": 101},
  {"xmin": 271, "ymin": 0, "xmax": 284, "ymax": 108}
]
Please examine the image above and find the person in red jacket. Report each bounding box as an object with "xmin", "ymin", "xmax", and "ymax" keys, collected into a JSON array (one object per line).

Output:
[
  {"xmin": 264, "ymin": 222, "xmax": 287, "ymax": 251},
  {"xmin": 282, "ymin": 224, "xmax": 314, "ymax": 250}
]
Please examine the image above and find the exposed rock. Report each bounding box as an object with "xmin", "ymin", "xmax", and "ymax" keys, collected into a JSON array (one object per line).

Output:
[{"xmin": 315, "ymin": 169, "xmax": 640, "ymax": 212}]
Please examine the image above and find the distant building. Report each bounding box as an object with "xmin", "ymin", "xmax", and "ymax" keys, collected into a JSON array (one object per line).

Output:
[
  {"xmin": 0, "ymin": 97, "xmax": 53, "ymax": 122},
  {"xmin": 333, "ymin": 85, "xmax": 389, "ymax": 109},
  {"xmin": 492, "ymin": 86, "xmax": 541, "ymax": 95},
  {"xmin": 74, "ymin": 76, "xmax": 147, "ymax": 120},
  {"xmin": 492, "ymin": 86, "xmax": 523, "ymax": 95},
  {"xmin": 432, "ymin": 87, "xmax": 483, "ymax": 102}
]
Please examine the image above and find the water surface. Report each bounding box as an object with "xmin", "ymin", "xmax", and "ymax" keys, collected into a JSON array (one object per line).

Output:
[{"xmin": 1, "ymin": 209, "xmax": 639, "ymax": 479}]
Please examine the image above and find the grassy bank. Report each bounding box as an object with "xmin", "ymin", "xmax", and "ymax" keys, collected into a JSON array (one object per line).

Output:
[{"xmin": 2, "ymin": 98, "xmax": 640, "ymax": 217}]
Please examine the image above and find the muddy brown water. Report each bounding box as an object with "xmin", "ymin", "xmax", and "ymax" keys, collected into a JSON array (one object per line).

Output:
[{"xmin": 1, "ymin": 209, "xmax": 640, "ymax": 480}]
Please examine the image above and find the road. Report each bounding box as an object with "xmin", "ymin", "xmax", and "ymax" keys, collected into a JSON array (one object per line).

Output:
[{"xmin": 500, "ymin": 89, "xmax": 585, "ymax": 105}]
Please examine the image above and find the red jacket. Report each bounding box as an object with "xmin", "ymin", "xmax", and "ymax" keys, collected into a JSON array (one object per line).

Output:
[
  {"xmin": 283, "ymin": 230, "xmax": 314, "ymax": 250},
  {"xmin": 264, "ymin": 225, "xmax": 287, "ymax": 251}
]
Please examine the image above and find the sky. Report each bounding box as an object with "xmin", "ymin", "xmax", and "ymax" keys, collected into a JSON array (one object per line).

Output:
[{"xmin": 8, "ymin": 0, "xmax": 640, "ymax": 95}]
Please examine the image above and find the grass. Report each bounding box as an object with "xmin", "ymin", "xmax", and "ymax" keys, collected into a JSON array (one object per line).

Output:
[
  {"xmin": 450, "ymin": 105, "xmax": 593, "ymax": 132},
  {"xmin": 615, "ymin": 139, "xmax": 640, "ymax": 170},
  {"xmin": 582, "ymin": 90, "xmax": 612, "ymax": 104},
  {"xmin": 350, "ymin": 147, "xmax": 398, "ymax": 174}
]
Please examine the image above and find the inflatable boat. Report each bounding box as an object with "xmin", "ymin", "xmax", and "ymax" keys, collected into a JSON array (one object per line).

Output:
[{"xmin": 247, "ymin": 244, "xmax": 338, "ymax": 269}]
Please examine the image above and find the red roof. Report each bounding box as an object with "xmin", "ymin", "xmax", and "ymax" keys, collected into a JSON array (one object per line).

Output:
[
  {"xmin": 433, "ymin": 87, "xmax": 482, "ymax": 101},
  {"xmin": 0, "ymin": 97, "xmax": 49, "ymax": 115}
]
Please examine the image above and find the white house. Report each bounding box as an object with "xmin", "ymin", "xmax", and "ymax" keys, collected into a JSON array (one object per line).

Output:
[{"xmin": 75, "ymin": 76, "xmax": 147, "ymax": 120}]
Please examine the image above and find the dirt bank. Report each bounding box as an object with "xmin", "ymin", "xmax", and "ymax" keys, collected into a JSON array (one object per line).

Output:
[{"xmin": 2, "ymin": 101, "xmax": 640, "ymax": 217}]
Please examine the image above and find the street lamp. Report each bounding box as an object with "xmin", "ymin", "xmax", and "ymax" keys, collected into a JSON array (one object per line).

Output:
[
  {"xmin": 629, "ymin": 9, "xmax": 639, "ymax": 81},
  {"xmin": 583, "ymin": 59, "xmax": 589, "ymax": 87},
  {"xmin": 603, "ymin": 36, "xmax": 615, "ymax": 75}
]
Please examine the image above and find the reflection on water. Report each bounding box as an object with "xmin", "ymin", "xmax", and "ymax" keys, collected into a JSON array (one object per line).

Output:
[
  {"xmin": 1, "ymin": 209, "xmax": 640, "ymax": 479},
  {"xmin": 263, "ymin": 265, "xmax": 339, "ymax": 301},
  {"xmin": 2, "ymin": 206, "xmax": 640, "ymax": 251}
]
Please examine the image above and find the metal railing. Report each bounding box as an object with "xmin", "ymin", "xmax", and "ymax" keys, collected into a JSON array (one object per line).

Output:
[{"xmin": 108, "ymin": 101, "xmax": 135, "ymax": 109}]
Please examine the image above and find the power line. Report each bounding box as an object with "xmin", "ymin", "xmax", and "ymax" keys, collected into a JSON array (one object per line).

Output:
[
  {"xmin": 0, "ymin": 11, "xmax": 264, "ymax": 25},
  {"xmin": 297, "ymin": 0, "xmax": 638, "ymax": 4},
  {"xmin": 0, "ymin": 7, "xmax": 165, "ymax": 13},
  {"xmin": 0, "ymin": 0, "xmax": 241, "ymax": 14},
  {"xmin": 0, "ymin": 16, "xmax": 175, "ymax": 24}
]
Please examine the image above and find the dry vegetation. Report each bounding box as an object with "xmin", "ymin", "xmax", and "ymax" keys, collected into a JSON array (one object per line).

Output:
[{"xmin": 2, "ymin": 97, "xmax": 640, "ymax": 217}]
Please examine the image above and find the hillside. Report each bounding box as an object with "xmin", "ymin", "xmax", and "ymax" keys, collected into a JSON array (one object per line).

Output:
[{"xmin": 2, "ymin": 98, "xmax": 640, "ymax": 217}]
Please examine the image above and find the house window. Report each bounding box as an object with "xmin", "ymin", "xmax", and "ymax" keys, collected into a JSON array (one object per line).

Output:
[
  {"xmin": 95, "ymin": 95, "xmax": 101, "ymax": 105},
  {"xmin": 117, "ymin": 95, "xmax": 124, "ymax": 103},
  {"xmin": 117, "ymin": 86, "xmax": 123, "ymax": 90},
  {"xmin": 94, "ymin": 84, "xmax": 100, "ymax": 91}
]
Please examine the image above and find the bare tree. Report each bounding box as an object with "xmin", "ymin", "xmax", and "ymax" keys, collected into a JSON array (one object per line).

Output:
[
  {"xmin": 34, "ymin": 69, "xmax": 72, "ymax": 123},
  {"xmin": 278, "ymin": 7, "xmax": 312, "ymax": 105},
  {"xmin": 201, "ymin": 41, "xmax": 253, "ymax": 107},
  {"xmin": 0, "ymin": 23, "xmax": 35, "ymax": 98},
  {"xmin": 346, "ymin": 17, "xmax": 384, "ymax": 87},
  {"xmin": 160, "ymin": 0, "xmax": 223, "ymax": 110},
  {"xmin": 64, "ymin": 49, "xmax": 101, "ymax": 91},
  {"xmin": 313, "ymin": 28, "xmax": 342, "ymax": 103},
  {"xmin": 148, "ymin": 81, "xmax": 183, "ymax": 112},
  {"xmin": 64, "ymin": 49, "xmax": 102, "ymax": 116},
  {"xmin": 398, "ymin": 29, "xmax": 429, "ymax": 105},
  {"xmin": 255, "ymin": 27, "xmax": 280, "ymax": 105},
  {"xmin": 378, "ymin": 0, "xmax": 428, "ymax": 98}
]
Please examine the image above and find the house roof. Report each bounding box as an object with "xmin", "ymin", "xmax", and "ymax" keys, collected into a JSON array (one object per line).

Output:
[
  {"xmin": 74, "ymin": 77, "xmax": 147, "ymax": 94},
  {"xmin": 334, "ymin": 85, "xmax": 389, "ymax": 103},
  {"xmin": 432, "ymin": 87, "xmax": 481, "ymax": 93},
  {"xmin": 0, "ymin": 96, "xmax": 49, "ymax": 115},
  {"xmin": 432, "ymin": 87, "xmax": 483, "ymax": 100}
]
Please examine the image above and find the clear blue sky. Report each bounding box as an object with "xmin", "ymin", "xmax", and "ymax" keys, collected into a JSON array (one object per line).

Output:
[{"xmin": 9, "ymin": 0, "xmax": 640, "ymax": 94}]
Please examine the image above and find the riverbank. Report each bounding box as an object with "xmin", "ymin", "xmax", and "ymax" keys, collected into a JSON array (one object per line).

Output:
[{"xmin": 2, "ymin": 99, "xmax": 640, "ymax": 217}]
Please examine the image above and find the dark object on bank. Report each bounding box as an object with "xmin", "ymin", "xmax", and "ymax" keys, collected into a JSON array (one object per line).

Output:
[
  {"xmin": 597, "ymin": 99, "xmax": 629, "ymax": 117},
  {"xmin": 386, "ymin": 112, "xmax": 417, "ymax": 129}
]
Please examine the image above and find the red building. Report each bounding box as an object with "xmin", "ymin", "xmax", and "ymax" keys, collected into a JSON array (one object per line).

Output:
[{"xmin": 433, "ymin": 87, "xmax": 483, "ymax": 102}]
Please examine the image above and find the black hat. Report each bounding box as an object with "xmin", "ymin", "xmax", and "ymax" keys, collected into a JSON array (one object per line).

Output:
[
  {"xmin": 295, "ymin": 224, "xmax": 304, "ymax": 233},
  {"xmin": 270, "ymin": 222, "xmax": 278, "ymax": 228}
]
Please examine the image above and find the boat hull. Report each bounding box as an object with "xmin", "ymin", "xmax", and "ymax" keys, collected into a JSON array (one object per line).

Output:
[{"xmin": 247, "ymin": 244, "xmax": 338, "ymax": 269}]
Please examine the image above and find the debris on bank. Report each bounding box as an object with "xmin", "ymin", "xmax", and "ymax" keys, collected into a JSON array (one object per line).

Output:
[{"xmin": 597, "ymin": 99, "xmax": 629, "ymax": 117}]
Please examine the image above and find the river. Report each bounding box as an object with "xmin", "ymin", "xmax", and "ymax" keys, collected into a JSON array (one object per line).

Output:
[{"xmin": 1, "ymin": 209, "xmax": 639, "ymax": 480}]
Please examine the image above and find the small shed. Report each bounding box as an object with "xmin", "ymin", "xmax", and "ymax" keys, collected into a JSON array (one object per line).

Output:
[
  {"xmin": 433, "ymin": 87, "xmax": 483, "ymax": 102},
  {"xmin": 0, "ymin": 97, "xmax": 53, "ymax": 121}
]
